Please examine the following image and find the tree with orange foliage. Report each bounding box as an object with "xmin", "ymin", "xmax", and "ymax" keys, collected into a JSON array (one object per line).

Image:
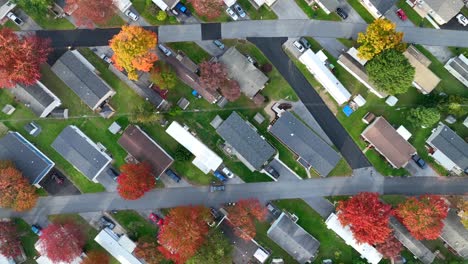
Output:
[
  {"xmin": 109, "ymin": 26, "xmax": 158, "ymax": 80},
  {"xmin": 82, "ymin": 250, "xmax": 110, "ymax": 264},
  {"xmin": 158, "ymin": 206, "xmax": 212, "ymax": 263},
  {"xmin": 135, "ymin": 239, "xmax": 165, "ymax": 264},
  {"xmin": 187, "ymin": 0, "xmax": 223, "ymax": 20},
  {"xmin": 65, "ymin": 0, "xmax": 116, "ymax": 28},
  {"xmin": 0, "ymin": 28, "xmax": 51, "ymax": 88},
  {"xmin": 117, "ymin": 162, "xmax": 155, "ymax": 200},
  {"xmin": 395, "ymin": 195, "xmax": 448, "ymax": 240},
  {"xmin": 0, "ymin": 161, "xmax": 38, "ymax": 211},
  {"xmin": 226, "ymin": 199, "xmax": 267, "ymax": 240},
  {"xmin": 337, "ymin": 192, "xmax": 393, "ymax": 245}
]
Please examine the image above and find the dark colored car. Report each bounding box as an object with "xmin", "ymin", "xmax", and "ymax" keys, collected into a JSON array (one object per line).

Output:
[
  {"xmin": 108, "ymin": 167, "xmax": 119, "ymax": 181},
  {"xmin": 336, "ymin": 8, "xmax": 348, "ymax": 19},
  {"xmin": 149, "ymin": 213, "xmax": 164, "ymax": 226},
  {"xmin": 265, "ymin": 166, "xmax": 280, "ymax": 179},
  {"xmin": 175, "ymin": 3, "xmax": 191, "ymax": 16},
  {"xmin": 165, "ymin": 169, "xmax": 181, "ymax": 183},
  {"xmin": 210, "ymin": 183, "xmax": 225, "ymax": 192},
  {"xmin": 210, "ymin": 207, "xmax": 221, "ymax": 219},
  {"xmin": 299, "ymin": 37, "xmax": 311, "ymax": 49},
  {"xmin": 31, "ymin": 224, "xmax": 42, "ymax": 236},
  {"xmin": 100, "ymin": 216, "xmax": 116, "ymax": 230},
  {"xmin": 214, "ymin": 171, "xmax": 228, "ymax": 182},
  {"xmin": 412, "ymin": 154, "xmax": 427, "ymax": 169}
]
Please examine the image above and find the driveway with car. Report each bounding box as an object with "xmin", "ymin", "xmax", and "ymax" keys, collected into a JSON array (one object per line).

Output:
[{"xmin": 39, "ymin": 168, "xmax": 81, "ymax": 196}]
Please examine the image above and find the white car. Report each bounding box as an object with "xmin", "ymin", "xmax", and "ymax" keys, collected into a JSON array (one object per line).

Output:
[
  {"xmin": 125, "ymin": 10, "xmax": 139, "ymax": 21},
  {"xmin": 456, "ymin": 14, "xmax": 468, "ymax": 27},
  {"xmin": 293, "ymin": 40, "xmax": 305, "ymax": 52},
  {"xmin": 222, "ymin": 167, "xmax": 234, "ymax": 178},
  {"xmin": 6, "ymin": 12, "xmax": 23, "ymax": 26},
  {"xmin": 100, "ymin": 54, "xmax": 112, "ymax": 64},
  {"xmin": 226, "ymin": 7, "xmax": 238, "ymax": 21}
]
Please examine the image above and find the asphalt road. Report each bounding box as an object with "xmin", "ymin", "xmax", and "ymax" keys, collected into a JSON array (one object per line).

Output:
[
  {"xmin": 1, "ymin": 176, "xmax": 466, "ymax": 218},
  {"xmin": 31, "ymin": 20, "xmax": 468, "ymax": 48},
  {"xmin": 250, "ymin": 37, "xmax": 371, "ymax": 169}
]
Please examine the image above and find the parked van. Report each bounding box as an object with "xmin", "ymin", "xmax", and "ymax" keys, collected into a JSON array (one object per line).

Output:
[{"xmin": 165, "ymin": 169, "xmax": 181, "ymax": 183}]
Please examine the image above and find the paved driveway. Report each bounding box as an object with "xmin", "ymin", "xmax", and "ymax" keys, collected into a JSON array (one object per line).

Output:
[
  {"xmin": 270, "ymin": 0, "xmax": 308, "ymax": 19},
  {"xmin": 441, "ymin": 14, "xmax": 468, "ymax": 31},
  {"xmin": 405, "ymin": 159, "xmax": 438, "ymax": 177},
  {"xmin": 39, "ymin": 168, "xmax": 81, "ymax": 196},
  {"xmin": 16, "ymin": 9, "xmax": 41, "ymax": 30}
]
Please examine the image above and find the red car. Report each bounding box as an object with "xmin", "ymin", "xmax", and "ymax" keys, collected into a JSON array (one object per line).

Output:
[
  {"xmin": 396, "ymin": 9, "xmax": 407, "ymax": 21},
  {"xmin": 149, "ymin": 213, "xmax": 164, "ymax": 226}
]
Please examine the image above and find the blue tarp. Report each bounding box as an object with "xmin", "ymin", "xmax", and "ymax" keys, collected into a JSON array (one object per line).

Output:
[
  {"xmin": 192, "ymin": 90, "xmax": 199, "ymax": 96},
  {"xmin": 343, "ymin": 105, "xmax": 353, "ymax": 117}
]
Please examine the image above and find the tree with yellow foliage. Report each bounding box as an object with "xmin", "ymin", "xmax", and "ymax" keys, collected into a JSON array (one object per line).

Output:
[
  {"xmin": 457, "ymin": 199, "xmax": 468, "ymax": 229},
  {"xmin": 357, "ymin": 19, "xmax": 406, "ymax": 60},
  {"xmin": 109, "ymin": 26, "xmax": 158, "ymax": 80}
]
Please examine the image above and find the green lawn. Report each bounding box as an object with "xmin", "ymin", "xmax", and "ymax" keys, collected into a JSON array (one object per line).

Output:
[
  {"xmin": 337, "ymin": 38, "xmax": 357, "ymax": 48},
  {"xmin": 112, "ymin": 210, "xmax": 158, "ymax": 240},
  {"xmin": 328, "ymin": 158, "xmax": 353, "ymax": 176},
  {"xmin": 131, "ymin": 0, "xmax": 178, "ymax": 25},
  {"xmin": 346, "ymin": 0, "xmax": 375, "ymax": 23},
  {"xmin": 237, "ymin": 0, "xmax": 278, "ymax": 20},
  {"xmin": 14, "ymin": 218, "xmax": 39, "ymax": 262},
  {"xmin": 96, "ymin": 14, "xmax": 125, "ymax": 28},
  {"xmin": 15, "ymin": 5, "xmax": 75, "ymax": 30},
  {"xmin": 167, "ymin": 42, "xmax": 211, "ymax": 64},
  {"xmin": 0, "ymin": 20, "xmax": 21, "ymax": 30},
  {"xmin": 295, "ymin": 0, "xmax": 341, "ymax": 21},
  {"xmin": 449, "ymin": 47, "xmax": 468, "ymax": 57},
  {"xmin": 396, "ymin": 0, "xmax": 433, "ymax": 28}
]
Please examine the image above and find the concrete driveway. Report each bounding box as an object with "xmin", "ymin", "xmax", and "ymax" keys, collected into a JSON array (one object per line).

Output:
[
  {"xmin": 16, "ymin": 9, "xmax": 41, "ymax": 30},
  {"xmin": 270, "ymin": 0, "xmax": 308, "ymax": 19},
  {"xmin": 405, "ymin": 159, "xmax": 439, "ymax": 177}
]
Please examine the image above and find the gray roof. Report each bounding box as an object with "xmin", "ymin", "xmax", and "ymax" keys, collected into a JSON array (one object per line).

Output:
[
  {"xmin": 427, "ymin": 124, "xmax": 468, "ymax": 171},
  {"xmin": 51, "ymin": 51, "xmax": 114, "ymax": 110},
  {"xmin": 440, "ymin": 209, "xmax": 468, "ymax": 259},
  {"xmin": 217, "ymin": 112, "xmax": 275, "ymax": 170},
  {"xmin": 52, "ymin": 126, "xmax": 111, "ymax": 180},
  {"xmin": 447, "ymin": 55, "xmax": 468, "ymax": 82},
  {"xmin": 368, "ymin": 0, "xmax": 395, "ymax": 15},
  {"xmin": 267, "ymin": 213, "xmax": 320, "ymax": 264},
  {"xmin": 10, "ymin": 81, "xmax": 60, "ymax": 117},
  {"xmin": 270, "ymin": 111, "xmax": 340, "ymax": 176},
  {"xmin": 0, "ymin": 132, "xmax": 54, "ymax": 185},
  {"xmin": 219, "ymin": 47, "xmax": 269, "ymax": 98},
  {"xmin": 424, "ymin": 0, "xmax": 464, "ymax": 22},
  {"xmin": 316, "ymin": 0, "xmax": 339, "ymax": 11},
  {"xmin": 390, "ymin": 217, "xmax": 436, "ymax": 264}
]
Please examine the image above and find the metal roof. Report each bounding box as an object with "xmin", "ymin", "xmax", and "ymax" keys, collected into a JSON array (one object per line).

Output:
[
  {"xmin": 427, "ymin": 123, "xmax": 468, "ymax": 171},
  {"xmin": 10, "ymin": 81, "xmax": 61, "ymax": 117}
]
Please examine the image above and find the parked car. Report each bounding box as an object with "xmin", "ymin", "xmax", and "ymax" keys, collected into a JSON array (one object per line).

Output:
[
  {"xmin": 234, "ymin": 4, "xmax": 246, "ymax": 18},
  {"xmin": 226, "ymin": 7, "xmax": 239, "ymax": 21},
  {"xmin": 100, "ymin": 54, "xmax": 112, "ymax": 64},
  {"xmin": 222, "ymin": 167, "xmax": 234, "ymax": 178},
  {"xmin": 99, "ymin": 216, "xmax": 116, "ymax": 229},
  {"xmin": 175, "ymin": 2, "xmax": 191, "ymax": 16},
  {"xmin": 396, "ymin": 9, "xmax": 407, "ymax": 21},
  {"xmin": 165, "ymin": 169, "xmax": 181, "ymax": 183},
  {"xmin": 213, "ymin": 39, "xmax": 225, "ymax": 50},
  {"xmin": 6, "ymin": 12, "xmax": 23, "ymax": 26},
  {"xmin": 336, "ymin": 8, "xmax": 348, "ymax": 19},
  {"xmin": 214, "ymin": 171, "xmax": 228, "ymax": 182},
  {"xmin": 124, "ymin": 10, "xmax": 139, "ymax": 21},
  {"xmin": 411, "ymin": 154, "xmax": 427, "ymax": 169},
  {"xmin": 245, "ymin": 55, "xmax": 257, "ymax": 65},
  {"xmin": 265, "ymin": 166, "xmax": 280, "ymax": 179},
  {"xmin": 31, "ymin": 224, "xmax": 42, "ymax": 236},
  {"xmin": 108, "ymin": 167, "xmax": 119, "ymax": 181},
  {"xmin": 210, "ymin": 207, "xmax": 222, "ymax": 219},
  {"xmin": 293, "ymin": 40, "xmax": 305, "ymax": 52},
  {"xmin": 52, "ymin": 173, "xmax": 64, "ymax": 184},
  {"xmin": 210, "ymin": 182, "xmax": 225, "ymax": 192},
  {"xmin": 299, "ymin": 37, "xmax": 311, "ymax": 49},
  {"xmin": 149, "ymin": 213, "xmax": 164, "ymax": 226},
  {"xmin": 158, "ymin": 44, "xmax": 172, "ymax": 56},
  {"xmin": 456, "ymin": 14, "xmax": 468, "ymax": 26}
]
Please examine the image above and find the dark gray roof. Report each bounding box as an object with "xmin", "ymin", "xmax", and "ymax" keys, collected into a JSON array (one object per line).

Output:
[
  {"xmin": 0, "ymin": 132, "xmax": 54, "ymax": 185},
  {"xmin": 267, "ymin": 213, "xmax": 320, "ymax": 264},
  {"xmin": 216, "ymin": 112, "xmax": 275, "ymax": 170},
  {"xmin": 440, "ymin": 209, "xmax": 468, "ymax": 259},
  {"xmin": 270, "ymin": 111, "xmax": 340, "ymax": 176},
  {"xmin": 54, "ymin": 0, "xmax": 66, "ymax": 8},
  {"xmin": 10, "ymin": 82, "xmax": 60, "ymax": 117},
  {"xmin": 369, "ymin": 0, "xmax": 395, "ymax": 15},
  {"xmin": 427, "ymin": 124, "xmax": 468, "ymax": 170},
  {"xmin": 390, "ymin": 217, "xmax": 436, "ymax": 264},
  {"xmin": 51, "ymin": 51, "xmax": 114, "ymax": 110},
  {"xmin": 52, "ymin": 126, "xmax": 111, "ymax": 180}
]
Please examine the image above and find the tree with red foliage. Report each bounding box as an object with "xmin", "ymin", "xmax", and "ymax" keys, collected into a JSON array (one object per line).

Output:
[
  {"xmin": 135, "ymin": 239, "xmax": 165, "ymax": 264},
  {"xmin": 199, "ymin": 61, "xmax": 227, "ymax": 92},
  {"xmin": 65, "ymin": 0, "xmax": 116, "ymax": 28},
  {"xmin": 38, "ymin": 221, "xmax": 86, "ymax": 263},
  {"xmin": 337, "ymin": 192, "xmax": 393, "ymax": 245},
  {"xmin": 158, "ymin": 206, "xmax": 212, "ymax": 263},
  {"xmin": 0, "ymin": 220, "xmax": 22, "ymax": 258},
  {"xmin": 220, "ymin": 79, "xmax": 241, "ymax": 102},
  {"xmin": 376, "ymin": 235, "xmax": 403, "ymax": 260},
  {"xmin": 261, "ymin": 63, "xmax": 273, "ymax": 73},
  {"xmin": 0, "ymin": 161, "xmax": 38, "ymax": 211},
  {"xmin": 187, "ymin": 0, "xmax": 223, "ymax": 20},
  {"xmin": 226, "ymin": 199, "xmax": 267, "ymax": 240},
  {"xmin": 117, "ymin": 162, "xmax": 155, "ymax": 200},
  {"xmin": 0, "ymin": 28, "xmax": 51, "ymax": 88},
  {"xmin": 395, "ymin": 195, "xmax": 448, "ymax": 240},
  {"xmin": 82, "ymin": 250, "xmax": 110, "ymax": 264}
]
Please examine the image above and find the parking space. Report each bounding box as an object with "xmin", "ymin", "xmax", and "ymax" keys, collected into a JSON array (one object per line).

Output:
[
  {"xmin": 267, "ymin": 158, "xmax": 302, "ymax": 181},
  {"xmin": 79, "ymin": 211, "xmax": 127, "ymax": 235},
  {"xmin": 384, "ymin": 6, "xmax": 414, "ymax": 27},
  {"xmin": 282, "ymin": 38, "xmax": 305, "ymax": 59},
  {"xmin": 96, "ymin": 166, "xmax": 119, "ymax": 192},
  {"xmin": 12, "ymin": 9, "xmax": 41, "ymax": 30},
  {"xmin": 405, "ymin": 159, "xmax": 439, "ymax": 177},
  {"xmin": 39, "ymin": 168, "xmax": 81, "ymax": 196},
  {"xmin": 441, "ymin": 14, "xmax": 468, "ymax": 31}
]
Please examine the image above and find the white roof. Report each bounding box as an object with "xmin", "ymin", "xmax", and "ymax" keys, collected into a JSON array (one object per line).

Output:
[
  {"xmin": 396, "ymin": 126, "xmax": 412, "ymax": 141},
  {"xmin": 253, "ymin": 247, "xmax": 270, "ymax": 263},
  {"xmin": 166, "ymin": 121, "xmax": 222, "ymax": 174},
  {"xmin": 347, "ymin": 47, "xmax": 368, "ymax": 66},
  {"xmin": 108, "ymin": 122, "xmax": 121, "ymax": 134},
  {"xmin": 35, "ymin": 240, "xmax": 83, "ymax": 264},
  {"xmin": 316, "ymin": 50, "xmax": 328, "ymax": 63},
  {"xmin": 385, "ymin": 96, "xmax": 398, "ymax": 106},
  {"xmin": 299, "ymin": 49, "xmax": 351, "ymax": 105},
  {"xmin": 223, "ymin": 0, "xmax": 236, "ymax": 6},
  {"xmin": 152, "ymin": 0, "xmax": 168, "ymax": 10},
  {"xmin": 431, "ymin": 149, "xmax": 457, "ymax": 171},
  {"xmin": 0, "ymin": 254, "xmax": 14, "ymax": 264},
  {"xmin": 463, "ymin": 116, "xmax": 468, "ymax": 128},
  {"xmin": 0, "ymin": 1, "xmax": 16, "ymax": 20},
  {"xmin": 95, "ymin": 229, "xmax": 142, "ymax": 264},
  {"xmin": 253, "ymin": 0, "xmax": 265, "ymax": 6},
  {"xmin": 118, "ymin": 235, "xmax": 137, "ymax": 253},
  {"xmin": 325, "ymin": 213, "xmax": 382, "ymax": 264},
  {"xmin": 353, "ymin": 94, "xmax": 366, "ymax": 107},
  {"xmin": 113, "ymin": 0, "xmax": 132, "ymax": 12}
]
